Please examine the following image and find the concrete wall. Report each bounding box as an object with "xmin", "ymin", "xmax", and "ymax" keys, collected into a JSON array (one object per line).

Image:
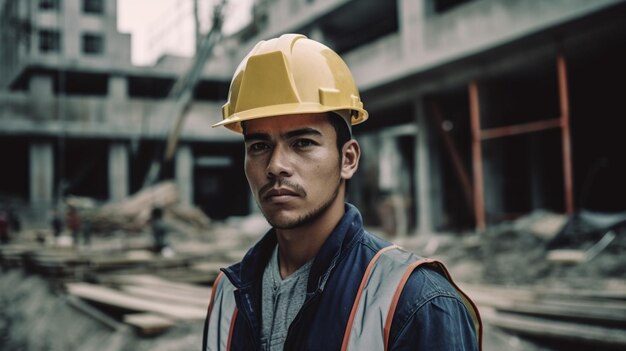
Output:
[
  {"xmin": 345, "ymin": 0, "xmax": 623, "ymax": 90},
  {"xmin": 0, "ymin": 89, "xmax": 236, "ymax": 142}
]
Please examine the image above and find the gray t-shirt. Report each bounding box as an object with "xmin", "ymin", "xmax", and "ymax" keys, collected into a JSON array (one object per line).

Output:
[{"xmin": 261, "ymin": 245, "xmax": 313, "ymax": 351}]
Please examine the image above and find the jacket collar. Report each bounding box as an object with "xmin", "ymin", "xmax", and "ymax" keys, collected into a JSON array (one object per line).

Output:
[{"xmin": 224, "ymin": 203, "xmax": 365, "ymax": 292}]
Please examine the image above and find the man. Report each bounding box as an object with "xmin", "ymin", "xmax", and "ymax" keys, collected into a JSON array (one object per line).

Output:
[{"xmin": 204, "ymin": 34, "xmax": 481, "ymax": 350}]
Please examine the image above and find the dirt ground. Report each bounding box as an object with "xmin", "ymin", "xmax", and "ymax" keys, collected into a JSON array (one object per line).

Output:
[{"xmin": 1, "ymin": 209, "xmax": 625, "ymax": 351}]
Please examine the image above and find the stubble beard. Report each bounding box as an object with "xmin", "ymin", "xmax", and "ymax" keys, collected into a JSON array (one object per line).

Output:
[{"xmin": 264, "ymin": 177, "xmax": 342, "ymax": 230}]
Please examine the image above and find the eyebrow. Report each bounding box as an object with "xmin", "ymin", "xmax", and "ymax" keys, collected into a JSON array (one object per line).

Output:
[{"xmin": 243, "ymin": 128, "xmax": 322, "ymax": 142}]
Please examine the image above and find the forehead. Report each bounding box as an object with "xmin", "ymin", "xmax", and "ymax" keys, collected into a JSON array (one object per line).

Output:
[{"xmin": 242, "ymin": 113, "xmax": 333, "ymax": 135}]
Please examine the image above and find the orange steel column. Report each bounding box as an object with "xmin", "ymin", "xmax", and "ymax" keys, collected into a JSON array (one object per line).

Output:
[
  {"xmin": 557, "ymin": 55, "xmax": 575, "ymax": 214},
  {"xmin": 469, "ymin": 81, "xmax": 486, "ymax": 231}
]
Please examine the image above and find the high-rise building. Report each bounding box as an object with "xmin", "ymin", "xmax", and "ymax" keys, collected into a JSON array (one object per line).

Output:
[{"xmin": 0, "ymin": 0, "xmax": 248, "ymax": 221}]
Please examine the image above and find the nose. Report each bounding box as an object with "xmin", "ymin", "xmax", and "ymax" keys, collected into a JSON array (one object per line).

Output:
[{"xmin": 266, "ymin": 144, "xmax": 293, "ymax": 178}]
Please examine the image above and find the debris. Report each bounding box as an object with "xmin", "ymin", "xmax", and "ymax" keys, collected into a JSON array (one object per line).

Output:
[
  {"xmin": 546, "ymin": 210, "xmax": 626, "ymax": 250},
  {"xmin": 90, "ymin": 181, "xmax": 180, "ymax": 232},
  {"xmin": 512, "ymin": 210, "xmax": 568, "ymax": 240},
  {"xmin": 547, "ymin": 230, "xmax": 617, "ymax": 264},
  {"xmin": 480, "ymin": 307, "xmax": 626, "ymax": 349},
  {"xmin": 123, "ymin": 313, "xmax": 175, "ymax": 336},
  {"xmin": 65, "ymin": 282, "xmax": 207, "ymax": 320}
]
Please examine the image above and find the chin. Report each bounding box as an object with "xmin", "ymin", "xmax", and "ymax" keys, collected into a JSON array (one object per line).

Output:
[{"xmin": 262, "ymin": 209, "xmax": 302, "ymax": 229}]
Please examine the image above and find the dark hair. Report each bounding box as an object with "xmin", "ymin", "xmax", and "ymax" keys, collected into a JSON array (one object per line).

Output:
[{"xmin": 326, "ymin": 112, "xmax": 352, "ymax": 156}]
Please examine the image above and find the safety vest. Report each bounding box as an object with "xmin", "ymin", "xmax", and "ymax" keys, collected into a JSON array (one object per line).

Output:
[{"xmin": 204, "ymin": 245, "xmax": 482, "ymax": 351}]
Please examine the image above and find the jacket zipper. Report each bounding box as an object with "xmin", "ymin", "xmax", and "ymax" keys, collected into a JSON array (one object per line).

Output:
[
  {"xmin": 283, "ymin": 290, "xmax": 322, "ymax": 350},
  {"xmin": 233, "ymin": 291, "xmax": 259, "ymax": 350},
  {"xmin": 283, "ymin": 250, "xmax": 342, "ymax": 349}
]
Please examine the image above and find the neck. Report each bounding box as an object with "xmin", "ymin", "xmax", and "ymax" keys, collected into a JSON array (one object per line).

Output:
[{"xmin": 275, "ymin": 197, "xmax": 345, "ymax": 278}]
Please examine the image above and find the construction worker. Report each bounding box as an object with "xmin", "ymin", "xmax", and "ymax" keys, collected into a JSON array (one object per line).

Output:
[{"xmin": 203, "ymin": 34, "xmax": 481, "ymax": 350}]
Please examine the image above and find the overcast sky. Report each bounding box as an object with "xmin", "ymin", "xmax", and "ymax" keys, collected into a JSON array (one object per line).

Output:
[{"xmin": 117, "ymin": 0, "xmax": 252, "ymax": 66}]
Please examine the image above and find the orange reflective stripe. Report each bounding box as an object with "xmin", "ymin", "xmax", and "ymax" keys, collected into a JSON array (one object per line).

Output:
[
  {"xmin": 340, "ymin": 244, "xmax": 398, "ymax": 351},
  {"xmin": 384, "ymin": 258, "xmax": 434, "ymax": 350},
  {"xmin": 205, "ymin": 272, "xmax": 238, "ymax": 351},
  {"xmin": 206, "ymin": 272, "xmax": 224, "ymax": 321},
  {"xmin": 226, "ymin": 308, "xmax": 238, "ymax": 351}
]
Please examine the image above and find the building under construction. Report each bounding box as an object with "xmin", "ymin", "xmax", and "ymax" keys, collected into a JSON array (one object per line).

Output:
[
  {"xmin": 1, "ymin": 0, "xmax": 625, "ymax": 232},
  {"xmin": 0, "ymin": 0, "xmax": 248, "ymax": 220}
]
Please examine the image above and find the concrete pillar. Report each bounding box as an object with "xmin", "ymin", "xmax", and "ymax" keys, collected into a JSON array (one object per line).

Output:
[
  {"xmin": 398, "ymin": 0, "xmax": 426, "ymax": 57},
  {"xmin": 30, "ymin": 142, "xmax": 54, "ymax": 205},
  {"xmin": 415, "ymin": 99, "xmax": 440, "ymax": 234},
  {"xmin": 175, "ymin": 145, "xmax": 193, "ymax": 206},
  {"xmin": 108, "ymin": 142, "xmax": 129, "ymax": 201}
]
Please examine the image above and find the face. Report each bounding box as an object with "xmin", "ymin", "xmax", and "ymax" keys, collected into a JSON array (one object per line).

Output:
[{"xmin": 243, "ymin": 113, "xmax": 356, "ymax": 229}]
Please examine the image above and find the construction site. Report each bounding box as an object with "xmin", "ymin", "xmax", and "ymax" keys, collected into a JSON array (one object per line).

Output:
[{"xmin": 1, "ymin": 0, "xmax": 625, "ymax": 350}]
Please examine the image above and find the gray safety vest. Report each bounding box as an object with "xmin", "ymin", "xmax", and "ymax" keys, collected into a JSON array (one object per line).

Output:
[{"xmin": 204, "ymin": 244, "xmax": 482, "ymax": 351}]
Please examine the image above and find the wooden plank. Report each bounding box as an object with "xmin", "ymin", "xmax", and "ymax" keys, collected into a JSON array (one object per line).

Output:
[
  {"xmin": 65, "ymin": 295, "xmax": 124, "ymax": 331},
  {"xmin": 464, "ymin": 284, "xmax": 626, "ymax": 324},
  {"xmin": 546, "ymin": 249, "xmax": 587, "ymax": 263},
  {"xmin": 191, "ymin": 261, "xmax": 227, "ymax": 273},
  {"xmin": 120, "ymin": 285, "xmax": 209, "ymax": 307},
  {"xmin": 113, "ymin": 274, "xmax": 213, "ymax": 297},
  {"xmin": 462, "ymin": 282, "xmax": 626, "ymax": 302},
  {"xmin": 481, "ymin": 307, "xmax": 626, "ymax": 347},
  {"xmin": 124, "ymin": 313, "xmax": 175, "ymax": 336},
  {"xmin": 66, "ymin": 282, "xmax": 206, "ymax": 320}
]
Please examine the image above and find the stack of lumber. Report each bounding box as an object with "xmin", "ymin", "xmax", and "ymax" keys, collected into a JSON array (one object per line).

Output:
[
  {"xmin": 462, "ymin": 282, "xmax": 626, "ymax": 349},
  {"xmin": 88, "ymin": 181, "xmax": 211, "ymax": 234},
  {"xmin": 8, "ymin": 243, "xmax": 225, "ymax": 282},
  {"xmin": 0, "ymin": 243, "xmax": 41, "ymax": 268},
  {"xmin": 66, "ymin": 274, "xmax": 212, "ymax": 335},
  {"xmin": 90, "ymin": 181, "xmax": 179, "ymax": 232}
]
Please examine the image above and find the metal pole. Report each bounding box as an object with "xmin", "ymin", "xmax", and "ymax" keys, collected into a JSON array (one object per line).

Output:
[
  {"xmin": 469, "ymin": 81, "xmax": 486, "ymax": 230},
  {"xmin": 480, "ymin": 118, "xmax": 562, "ymax": 140},
  {"xmin": 557, "ymin": 55, "xmax": 575, "ymax": 214},
  {"xmin": 430, "ymin": 103, "xmax": 474, "ymax": 212}
]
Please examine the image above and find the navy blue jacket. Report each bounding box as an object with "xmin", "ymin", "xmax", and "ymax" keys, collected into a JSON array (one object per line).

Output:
[{"xmin": 204, "ymin": 204, "xmax": 478, "ymax": 350}]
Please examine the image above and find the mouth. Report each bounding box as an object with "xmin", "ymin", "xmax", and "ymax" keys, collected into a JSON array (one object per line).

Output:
[{"xmin": 262, "ymin": 188, "xmax": 301, "ymax": 202}]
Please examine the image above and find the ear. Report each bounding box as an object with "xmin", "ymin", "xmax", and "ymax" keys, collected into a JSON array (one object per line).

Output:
[{"xmin": 341, "ymin": 139, "xmax": 360, "ymax": 180}]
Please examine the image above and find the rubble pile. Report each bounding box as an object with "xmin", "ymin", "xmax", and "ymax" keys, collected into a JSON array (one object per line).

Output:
[
  {"xmin": 86, "ymin": 181, "xmax": 211, "ymax": 236},
  {"xmin": 432, "ymin": 210, "xmax": 626, "ymax": 350},
  {"xmin": 2, "ymin": 201, "xmax": 625, "ymax": 351}
]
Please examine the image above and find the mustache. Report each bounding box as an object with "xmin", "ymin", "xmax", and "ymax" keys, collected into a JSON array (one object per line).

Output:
[{"xmin": 259, "ymin": 178, "xmax": 307, "ymax": 200}]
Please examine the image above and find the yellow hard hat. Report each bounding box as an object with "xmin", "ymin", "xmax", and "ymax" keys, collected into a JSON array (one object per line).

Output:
[{"xmin": 213, "ymin": 34, "xmax": 368, "ymax": 133}]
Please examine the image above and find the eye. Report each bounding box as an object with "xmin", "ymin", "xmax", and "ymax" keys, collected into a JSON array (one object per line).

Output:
[
  {"xmin": 248, "ymin": 142, "xmax": 269, "ymax": 153},
  {"xmin": 293, "ymin": 139, "xmax": 316, "ymax": 148}
]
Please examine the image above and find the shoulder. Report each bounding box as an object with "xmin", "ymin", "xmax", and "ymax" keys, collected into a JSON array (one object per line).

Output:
[
  {"xmin": 358, "ymin": 229, "xmax": 393, "ymax": 252},
  {"xmin": 389, "ymin": 262, "xmax": 478, "ymax": 349}
]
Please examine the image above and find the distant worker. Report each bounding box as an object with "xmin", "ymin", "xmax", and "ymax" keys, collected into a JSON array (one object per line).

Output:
[
  {"xmin": 150, "ymin": 207, "xmax": 168, "ymax": 254},
  {"xmin": 203, "ymin": 34, "xmax": 481, "ymax": 350},
  {"xmin": 7, "ymin": 206, "xmax": 21, "ymax": 233},
  {"xmin": 66, "ymin": 206, "xmax": 81, "ymax": 247},
  {"xmin": 0, "ymin": 211, "xmax": 9, "ymax": 244},
  {"xmin": 51, "ymin": 209, "xmax": 63, "ymax": 239}
]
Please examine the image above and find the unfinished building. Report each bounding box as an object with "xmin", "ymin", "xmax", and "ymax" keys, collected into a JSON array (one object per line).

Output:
[
  {"xmin": 0, "ymin": 0, "xmax": 249, "ymax": 220},
  {"xmin": 1, "ymin": 0, "xmax": 625, "ymax": 233},
  {"xmin": 227, "ymin": 0, "xmax": 626, "ymax": 234}
]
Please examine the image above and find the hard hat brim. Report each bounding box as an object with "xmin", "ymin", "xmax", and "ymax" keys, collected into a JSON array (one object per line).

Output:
[{"xmin": 212, "ymin": 102, "xmax": 368, "ymax": 133}]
